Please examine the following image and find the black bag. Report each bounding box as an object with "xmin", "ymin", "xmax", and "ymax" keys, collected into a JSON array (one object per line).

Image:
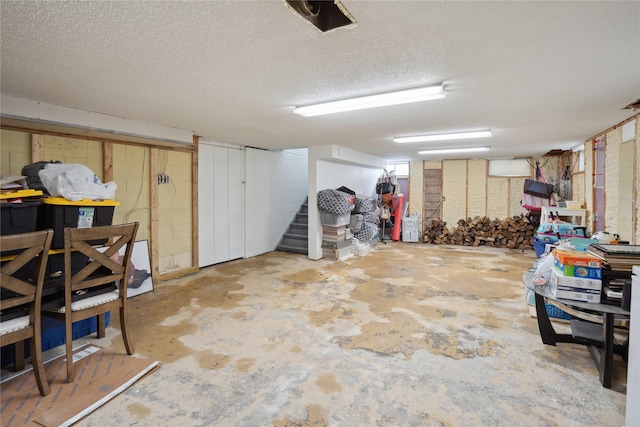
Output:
[
  {"xmin": 376, "ymin": 182, "xmax": 392, "ymax": 195},
  {"xmin": 21, "ymin": 160, "xmax": 62, "ymax": 193},
  {"xmin": 336, "ymin": 186, "xmax": 355, "ymax": 196},
  {"xmin": 523, "ymin": 179, "xmax": 554, "ymax": 198}
]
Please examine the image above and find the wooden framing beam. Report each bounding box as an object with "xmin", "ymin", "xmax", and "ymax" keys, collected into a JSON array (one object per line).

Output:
[
  {"xmin": 192, "ymin": 135, "xmax": 199, "ymax": 270},
  {"xmin": 103, "ymin": 142, "xmax": 113, "ymax": 183},
  {"xmin": 150, "ymin": 148, "xmax": 160, "ymax": 280},
  {"xmin": 3, "ymin": 123, "xmax": 194, "ymax": 154}
]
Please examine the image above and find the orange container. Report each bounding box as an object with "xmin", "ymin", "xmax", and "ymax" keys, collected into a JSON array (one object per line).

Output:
[{"xmin": 552, "ymin": 249, "xmax": 602, "ymax": 268}]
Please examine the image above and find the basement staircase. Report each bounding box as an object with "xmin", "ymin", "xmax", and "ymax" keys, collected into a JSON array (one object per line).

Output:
[{"xmin": 276, "ymin": 197, "xmax": 308, "ymax": 255}]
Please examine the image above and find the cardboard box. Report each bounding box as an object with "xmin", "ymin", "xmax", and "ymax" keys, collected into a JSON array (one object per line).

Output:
[
  {"xmin": 548, "ymin": 269, "xmax": 601, "ymax": 303},
  {"xmin": 549, "ymin": 268, "xmax": 602, "ymax": 291},
  {"xmin": 553, "ymin": 259, "xmax": 602, "ymax": 279},
  {"xmin": 549, "ymin": 284, "xmax": 601, "ymax": 303},
  {"xmin": 553, "ymin": 249, "xmax": 602, "ymax": 268}
]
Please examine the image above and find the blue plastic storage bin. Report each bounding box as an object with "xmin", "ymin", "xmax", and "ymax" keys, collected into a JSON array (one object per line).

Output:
[
  {"xmin": 41, "ymin": 312, "xmax": 110, "ymax": 351},
  {"xmin": 1, "ymin": 313, "xmax": 110, "ymax": 366},
  {"xmin": 532, "ymin": 237, "xmax": 547, "ymax": 258},
  {"xmin": 545, "ymin": 304, "xmax": 572, "ymax": 320}
]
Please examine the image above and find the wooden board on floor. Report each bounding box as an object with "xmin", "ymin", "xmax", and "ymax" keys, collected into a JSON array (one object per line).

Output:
[{"xmin": 1, "ymin": 345, "xmax": 159, "ymax": 427}]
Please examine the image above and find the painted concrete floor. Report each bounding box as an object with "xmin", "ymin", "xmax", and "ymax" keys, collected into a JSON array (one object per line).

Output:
[{"xmin": 71, "ymin": 243, "xmax": 627, "ymax": 426}]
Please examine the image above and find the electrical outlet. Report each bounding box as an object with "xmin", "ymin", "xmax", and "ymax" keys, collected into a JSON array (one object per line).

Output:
[{"xmin": 157, "ymin": 174, "xmax": 170, "ymax": 184}]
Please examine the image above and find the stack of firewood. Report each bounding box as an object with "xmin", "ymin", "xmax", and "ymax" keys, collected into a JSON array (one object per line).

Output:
[{"xmin": 423, "ymin": 215, "xmax": 535, "ymax": 249}]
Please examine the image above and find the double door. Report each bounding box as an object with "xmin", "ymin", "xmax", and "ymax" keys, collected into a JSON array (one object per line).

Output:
[{"xmin": 198, "ymin": 142, "xmax": 244, "ymax": 267}]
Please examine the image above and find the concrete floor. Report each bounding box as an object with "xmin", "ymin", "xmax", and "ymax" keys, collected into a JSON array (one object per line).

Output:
[{"xmin": 70, "ymin": 243, "xmax": 627, "ymax": 426}]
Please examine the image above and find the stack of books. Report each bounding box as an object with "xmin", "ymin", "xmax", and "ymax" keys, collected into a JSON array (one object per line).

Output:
[
  {"xmin": 322, "ymin": 225, "xmax": 354, "ymax": 260},
  {"xmin": 586, "ymin": 244, "xmax": 640, "ymax": 306}
]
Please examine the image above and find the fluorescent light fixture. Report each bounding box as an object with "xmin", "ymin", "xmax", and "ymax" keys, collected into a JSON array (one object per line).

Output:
[
  {"xmin": 394, "ymin": 129, "xmax": 492, "ymax": 143},
  {"xmin": 293, "ymin": 84, "xmax": 445, "ymax": 117},
  {"xmin": 418, "ymin": 146, "xmax": 490, "ymax": 155}
]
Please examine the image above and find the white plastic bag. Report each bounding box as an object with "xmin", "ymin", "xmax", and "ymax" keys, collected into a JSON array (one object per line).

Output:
[
  {"xmin": 38, "ymin": 163, "xmax": 117, "ymax": 201},
  {"xmin": 534, "ymin": 251, "xmax": 555, "ymax": 281}
]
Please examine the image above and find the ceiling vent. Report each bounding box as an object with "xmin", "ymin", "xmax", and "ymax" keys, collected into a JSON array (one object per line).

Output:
[
  {"xmin": 623, "ymin": 98, "xmax": 640, "ymax": 111},
  {"xmin": 543, "ymin": 149, "xmax": 566, "ymax": 156},
  {"xmin": 285, "ymin": 0, "xmax": 355, "ymax": 33}
]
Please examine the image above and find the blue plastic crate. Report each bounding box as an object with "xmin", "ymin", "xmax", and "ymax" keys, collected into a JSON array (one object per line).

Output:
[
  {"xmin": 40, "ymin": 313, "xmax": 110, "ymax": 351},
  {"xmin": 1, "ymin": 313, "xmax": 110, "ymax": 366},
  {"xmin": 545, "ymin": 303, "xmax": 572, "ymax": 320},
  {"xmin": 533, "ymin": 238, "xmax": 544, "ymax": 258}
]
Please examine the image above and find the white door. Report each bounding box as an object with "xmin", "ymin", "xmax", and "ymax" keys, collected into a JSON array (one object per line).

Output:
[{"xmin": 198, "ymin": 142, "xmax": 245, "ymax": 267}]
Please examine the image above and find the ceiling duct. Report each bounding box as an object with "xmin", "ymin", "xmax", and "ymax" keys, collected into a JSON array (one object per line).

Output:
[
  {"xmin": 285, "ymin": 0, "xmax": 355, "ymax": 33},
  {"xmin": 623, "ymin": 98, "xmax": 640, "ymax": 111}
]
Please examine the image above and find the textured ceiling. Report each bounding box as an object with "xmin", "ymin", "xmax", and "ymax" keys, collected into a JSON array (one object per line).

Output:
[{"xmin": 1, "ymin": 1, "xmax": 639, "ymax": 161}]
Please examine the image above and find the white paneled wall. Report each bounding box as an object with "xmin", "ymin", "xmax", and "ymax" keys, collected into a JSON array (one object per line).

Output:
[{"xmin": 245, "ymin": 148, "xmax": 308, "ymax": 258}]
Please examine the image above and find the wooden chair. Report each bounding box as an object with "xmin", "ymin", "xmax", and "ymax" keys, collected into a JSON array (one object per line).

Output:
[
  {"xmin": 1, "ymin": 229, "xmax": 54, "ymax": 396},
  {"xmin": 43, "ymin": 222, "xmax": 139, "ymax": 382}
]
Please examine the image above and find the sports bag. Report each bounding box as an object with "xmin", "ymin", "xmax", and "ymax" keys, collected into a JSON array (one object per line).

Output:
[
  {"xmin": 354, "ymin": 197, "xmax": 375, "ymax": 214},
  {"xmin": 521, "ymin": 193, "xmax": 553, "ymax": 212},
  {"xmin": 523, "ymin": 179, "xmax": 554, "ymax": 198},
  {"xmin": 317, "ymin": 189, "xmax": 353, "ymax": 215},
  {"xmin": 21, "ymin": 160, "xmax": 62, "ymax": 193},
  {"xmin": 354, "ymin": 222, "xmax": 378, "ymax": 241}
]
